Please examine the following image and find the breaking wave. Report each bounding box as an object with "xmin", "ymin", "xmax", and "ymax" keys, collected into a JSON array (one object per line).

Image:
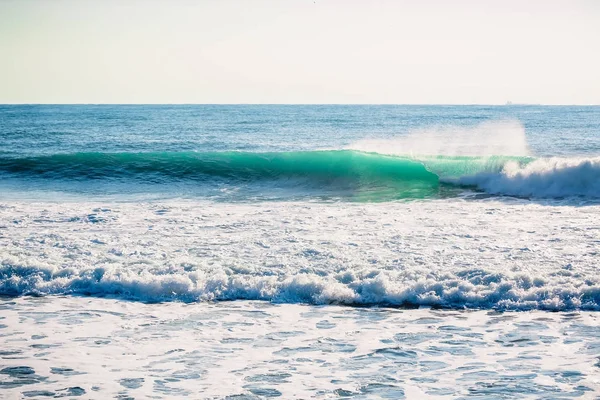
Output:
[
  {"xmin": 1, "ymin": 263, "xmax": 599, "ymax": 311},
  {"xmin": 454, "ymin": 157, "xmax": 600, "ymax": 198},
  {"xmin": 0, "ymin": 150, "xmax": 598, "ymax": 199}
]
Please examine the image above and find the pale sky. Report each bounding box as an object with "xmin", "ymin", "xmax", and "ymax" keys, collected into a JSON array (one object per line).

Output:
[{"xmin": 1, "ymin": 0, "xmax": 599, "ymax": 104}]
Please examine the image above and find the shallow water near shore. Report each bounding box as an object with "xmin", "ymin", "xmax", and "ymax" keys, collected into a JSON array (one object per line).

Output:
[{"xmin": 1, "ymin": 296, "xmax": 599, "ymax": 399}]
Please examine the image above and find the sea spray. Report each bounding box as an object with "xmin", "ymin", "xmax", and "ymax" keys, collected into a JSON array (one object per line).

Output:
[{"xmin": 348, "ymin": 119, "xmax": 530, "ymax": 157}]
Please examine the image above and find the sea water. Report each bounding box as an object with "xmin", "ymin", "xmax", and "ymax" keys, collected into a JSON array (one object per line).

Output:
[{"xmin": 0, "ymin": 105, "xmax": 599, "ymax": 398}]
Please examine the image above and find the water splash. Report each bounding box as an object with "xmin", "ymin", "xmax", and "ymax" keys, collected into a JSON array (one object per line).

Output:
[{"xmin": 348, "ymin": 120, "xmax": 530, "ymax": 157}]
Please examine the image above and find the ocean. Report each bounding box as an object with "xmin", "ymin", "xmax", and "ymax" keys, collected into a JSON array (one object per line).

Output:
[{"xmin": 1, "ymin": 105, "xmax": 599, "ymax": 398}]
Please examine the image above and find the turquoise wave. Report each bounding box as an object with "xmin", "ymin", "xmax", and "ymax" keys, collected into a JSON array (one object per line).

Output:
[{"xmin": 0, "ymin": 151, "xmax": 533, "ymax": 200}]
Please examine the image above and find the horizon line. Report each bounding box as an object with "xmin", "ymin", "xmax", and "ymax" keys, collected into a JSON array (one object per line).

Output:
[{"xmin": 1, "ymin": 103, "xmax": 598, "ymax": 107}]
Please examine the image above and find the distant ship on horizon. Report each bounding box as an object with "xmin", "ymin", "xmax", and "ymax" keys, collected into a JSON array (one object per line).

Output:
[{"xmin": 505, "ymin": 101, "xmax": 541, "ymax": 106}]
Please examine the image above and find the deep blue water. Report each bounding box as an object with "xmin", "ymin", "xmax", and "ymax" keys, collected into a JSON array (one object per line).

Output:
[{"xmin": 1, "ymin": 104, "xmax": 599, "ymax": 156}]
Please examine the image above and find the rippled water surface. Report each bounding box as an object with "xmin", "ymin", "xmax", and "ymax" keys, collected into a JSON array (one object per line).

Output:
[{"xmin": 1, "ymin": 297, "xmax": 599, "ymax": 399}]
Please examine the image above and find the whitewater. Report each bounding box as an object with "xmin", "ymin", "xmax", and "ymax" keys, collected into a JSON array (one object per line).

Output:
[
  {"xmin": 2, "ymin": 198, "xmax": 599, "ymax": 310},
  {"xmin": 1, "ymin": 105, "xmax": 599, "ymax": 398}
]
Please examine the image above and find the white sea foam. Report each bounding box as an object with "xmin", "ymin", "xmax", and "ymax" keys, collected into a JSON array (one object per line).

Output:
[
  {"xmin": 2, "ymin": 297, "xmax": 599, "ymax": 398},
  {"xmin": 1, "ymin": 200, "xmax": 598, "ymax": 310},
  {"xmin": 455, "ymin": 157, "xmax": 600, "ymax": 198}
]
